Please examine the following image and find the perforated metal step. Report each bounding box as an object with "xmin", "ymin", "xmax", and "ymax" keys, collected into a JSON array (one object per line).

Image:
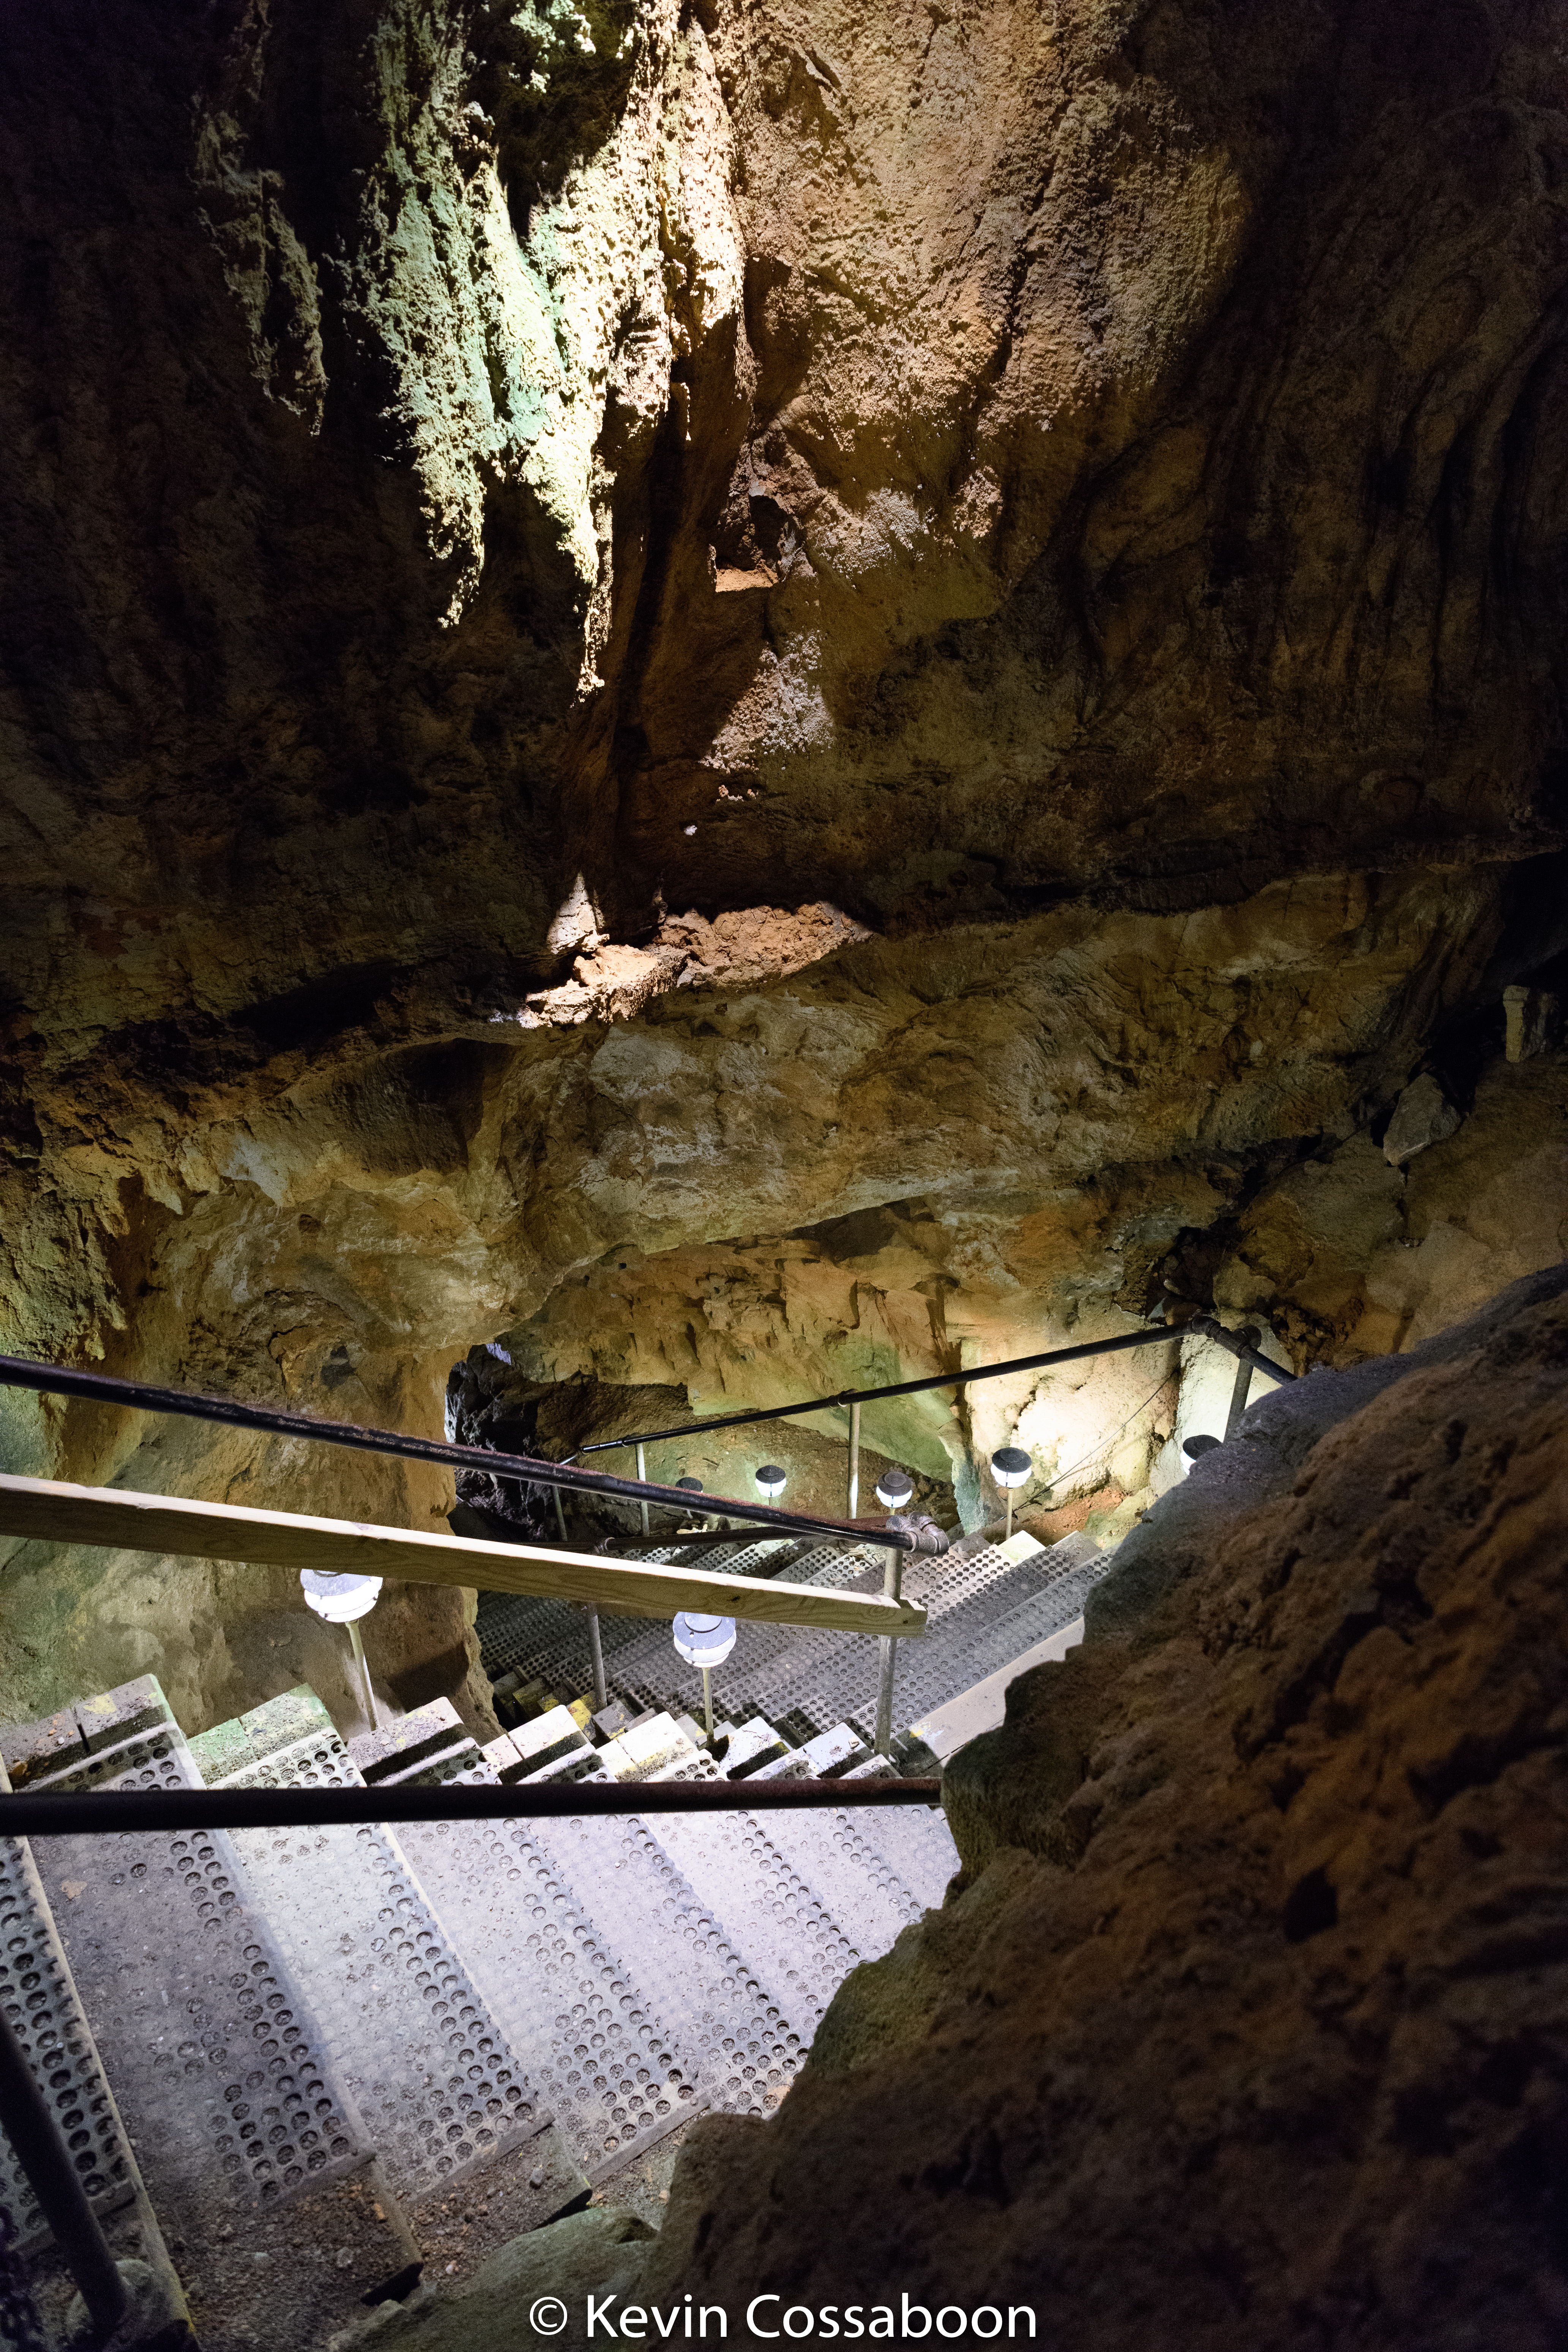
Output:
[
  {"xmin": 752, "ymin": 1804, "xmax": 931, "ymax": 1952},
  {"xmin": 191, "ymin": 1687, "xmax": 589, "ymax": 2256},
  {"xmin": 643, "ymin": 1809, "xmax": 865, "ymax": 2042},
  {"xmin": 394, "ymin": 1802, "xmax": 804, "ymax": 2181},
  {"xmin": 0, "ymin": 1677, "xmax": 418, "ymax": 2352},
  {"xmin": 476, "ymin": 1534, "xmax": 1107, "ymax": 1757},
  {"xmin": 0, "ymin": 1762, "xmax": 187, "ymax": 2350},
  {"xmin": 3, "ymin": 1651, "xmax": 964, "ymax": 2351},
  {"xmin": 829, "ymin": 1791, "xmax": 961, "ymax": 1912}
]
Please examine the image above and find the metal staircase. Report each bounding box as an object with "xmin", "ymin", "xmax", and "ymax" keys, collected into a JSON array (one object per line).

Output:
[
  {"xmin": 0, "ymin": 1526, "xmax": 1104, "ymax": 2349},
  {"xmin": 476, "ymin": 1528, "xmax": 1105, "ymax": 1758}
]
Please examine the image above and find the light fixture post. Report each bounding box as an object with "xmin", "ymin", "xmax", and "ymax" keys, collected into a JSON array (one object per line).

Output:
[
  {"xmin": 636, "ymin": 1442, "xmax": 650, "ymax": 1536},
  {"xmin": 847, "ymin": 1401, "xmax": 860, "ymax": 1519},
  {"xmin": 300, "ymin": 1569, "xmax": 384, "ymax": 1736},
  {"xmin": 874, "ymin": 1545, "xmax": 901, "ymax": 1756},
  {"xmin": 347, "ymin": 1619, "xmax": 379, "ymax": 1731},
  {"xmin": 871, "ymin": 1465, "xmax": 914, "ymax": 1754},
  {"xmin": 673, "ymin": 1611, "xmax": 736, "ymax": 1746},
  {"xmin": 586, "ymin": 1606, "xmax": 608, "ymax": 1710}
]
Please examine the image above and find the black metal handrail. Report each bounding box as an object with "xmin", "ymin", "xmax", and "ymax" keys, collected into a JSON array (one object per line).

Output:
[
  {"xmin": 0, "ymin": 1779, "xmax": 943, "ymax": 1837},
  {"xmin": 0, "ymin": 1357, "xmax": 911, "ymax": 1552},
  {"xmin": 576, "ymin": 1312, "xmax": 1292, "ymax": 1455}
]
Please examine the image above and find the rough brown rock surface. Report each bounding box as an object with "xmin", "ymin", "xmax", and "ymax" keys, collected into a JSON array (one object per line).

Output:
[{"xmin": 642, "ymin": 1266, "xmax": 1568, "ymax": 2349}]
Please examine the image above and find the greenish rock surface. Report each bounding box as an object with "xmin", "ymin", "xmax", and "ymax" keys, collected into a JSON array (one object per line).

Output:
[{"xmin": 327, "ymin": 2209, "xmax": 654, "ymax": 2352}]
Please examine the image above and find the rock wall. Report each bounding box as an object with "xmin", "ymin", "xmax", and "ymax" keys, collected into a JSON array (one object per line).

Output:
[
  {"xmin": 642, "ymin": 1265, "xmax": 1568, "ymax": 2349},
  {"xmin": 3, "ymin": 0, "xmax": 1568, "ymax": 1728}
]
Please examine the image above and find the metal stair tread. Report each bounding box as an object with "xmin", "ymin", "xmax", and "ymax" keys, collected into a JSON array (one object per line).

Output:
[
  {"xmin": 474, "ymin": 1533, "xmax": 1106, "ymax": 1756},
  {"xmin": 0, "ymin": 1771, "xmax": 185, "ymax": 2350},
  {"xmin": 196, "ymin": 1694, "xmax": 580, "ymax": 2234},
  {"xmin": 0, "ymin": 1676, "xmax": 418, "ymax": 2352}
]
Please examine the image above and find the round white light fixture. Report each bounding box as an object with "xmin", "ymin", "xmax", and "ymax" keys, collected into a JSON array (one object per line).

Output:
[
  {"xmin": 675, "ymin": 1476, "xmax": 704, "ymax": 1495},
  {"xmin": 673, "ymin": 1609, "xmax": 736, "ymax": 1741},
  {"xmin": 874, "ymin": 1467, "xmax": 915, "ymax": 1510},
  {"xmin": 869, "ymin": 1458, "xmax": 922, "ymax": 1514},
  {"xmin": 754, "ymin": 1464, "xmax": 787, "ymax": 1499},
  {"xmin": 672, "ymin": 1612, "xmax": 737, "ymax": 1669},
  {"xmin": 989, "ymin": 1445, "xmax": 1032, "ymax": 1542},
  {"xmin": 299, "ymin": 1570, "xmax": 382, "ymax": 1623}
]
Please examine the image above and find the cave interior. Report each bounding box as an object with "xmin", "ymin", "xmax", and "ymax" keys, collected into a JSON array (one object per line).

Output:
[{"xmin": 3, "ymin": 0, "xmax": 1568, "ymax": 2346}]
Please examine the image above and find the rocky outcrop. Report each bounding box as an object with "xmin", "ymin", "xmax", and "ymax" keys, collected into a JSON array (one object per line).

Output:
[
  {"xmin": 640, "ymin": 1265, "xmax": 1568, "ymax": 2348},
  {"xmin": 329, "ymin": 2208, "xmax": 655, "ymax": 2352},
  {"xmin": 1212, "ymin": 1048, "xmax": 1568, "ymax": 1365}
]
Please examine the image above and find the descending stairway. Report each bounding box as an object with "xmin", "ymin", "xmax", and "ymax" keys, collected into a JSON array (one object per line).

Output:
[
  {"xmin": 0, "ymin": 1526, "xmax": 1102, "ymax": 2347},
  {"xmin": 1, "ymin": 1681, "xmax": 419, "ymax": 2352},
  {"xmin": 478, "ymin": 1528, "xmax": 1106, "ymax": 1754},
  {"xmin": 0, "ymin": 1698, "xmax": 955, "ymax": 2349}
]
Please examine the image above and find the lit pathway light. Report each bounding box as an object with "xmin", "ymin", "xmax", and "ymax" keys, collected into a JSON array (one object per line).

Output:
[
  {"xmin": 990, "ymin": 1445, "xmax": 1031, "ymax": 1542},
  {"xmin": 874, "ymin": 1467, "xmax": 914, "ymax": 1511},
  {"xmin": 754, "ymin": 1464, "xmax": 787, "ymax": 1499},
  {"xmin": 300, "ymin": 1570, "xmax": 382, "ymax": 1730},
  {"xmin": 673, "ymin": 1611, "xmax": 736, "ymax": 1740}
]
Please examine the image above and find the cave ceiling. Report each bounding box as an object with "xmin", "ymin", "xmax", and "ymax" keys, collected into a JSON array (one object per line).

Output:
[{"xmin": 2, "ymin": 0, "xmax": 1567, "ymax": 1725}]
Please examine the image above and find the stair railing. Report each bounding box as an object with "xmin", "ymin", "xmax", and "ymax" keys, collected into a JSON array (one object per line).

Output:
[
  {"xmin": 1, "ymin": 1775, "xmax": 942, "ymax": 1840},
  {"xmin": 570, "ymin": 1312, "xmax": 1291, "ymax": 1747},
  {"xmin": 573, "ymin": 1312, "xmax": 1290, "ymax": 1478},
  {"xmin": 0, "ymin": 1356, "xmax": 914, "ymax": 1553}
]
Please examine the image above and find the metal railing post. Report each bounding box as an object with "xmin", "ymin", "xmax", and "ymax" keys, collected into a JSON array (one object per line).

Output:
[
  {"xmin": 847, "ymin": 1402, "xmax": 860, "ymax": 1520},
  {"xmin": 586, "ymin": 1608, "xmax": 608, "ymax": 1711},
  {"xmin": 1222, "ymin": 1325, "xmax": 1260, "ymax": 1441},
  {"xmin": 347, "ymin": 1621, "xmax": 379, "ymax": 1731},
  {"xmin": 0, "ymin": 1996, "xmax": 128, "ymax": 2343},
  {"xmin": 636, "ymin": 1445, "xmax": 650, "ymax": 1537},
  {"xmin": 1223, "ymin": 1357, "xmax": 1253, "ymax": 1440},
  {"xmin": 873, "ymin": 1542, "xmax": 901, "ymax": 1756}
]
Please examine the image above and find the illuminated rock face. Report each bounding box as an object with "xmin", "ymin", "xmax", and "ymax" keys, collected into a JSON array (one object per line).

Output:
[{"xmin": 2, "ymin": 0, "xmax": 1567, "ymax": 1730}]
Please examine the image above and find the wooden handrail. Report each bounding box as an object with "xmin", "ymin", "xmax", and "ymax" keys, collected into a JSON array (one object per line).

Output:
[{"xmin": 0, "ymin": 1474, "xmax": 926, "ymax": 1635}]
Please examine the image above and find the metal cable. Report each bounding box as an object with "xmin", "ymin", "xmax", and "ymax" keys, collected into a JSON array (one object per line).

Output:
[
  {"xmin": 0, "ymin": 1356, "xmax": 910, "ymax": 1552},
  {"xmin": 577, "ymin": 1327, "xmax": 1167, "ymax": 1453}
]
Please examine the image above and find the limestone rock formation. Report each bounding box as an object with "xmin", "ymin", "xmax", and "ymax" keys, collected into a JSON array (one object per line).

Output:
[
  {"xmin": 328, "ymin": 2207, "xmax": 655, "ymax": 2352},
  {"xmin": 1380, "ymin": 1073, "xmax": 1462, "ymax": 1168},
  {"xmin": 642, "ymin": 1266, "xmax": 1568, "ymax": 2349},
  {"xmin": 2, "ymin": 0, "xmax": 1568, "ymax": 1735}
]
